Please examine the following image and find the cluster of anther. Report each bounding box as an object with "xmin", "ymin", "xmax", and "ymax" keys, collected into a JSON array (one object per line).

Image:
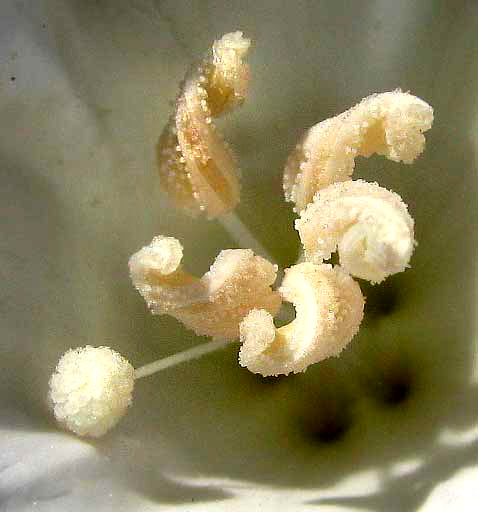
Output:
[
  {"xmin": 239, "ymin": 91, "xmax": 433, "ymax": 376},
  {"xmin": 49, "ymin": 33, "xmax": 434, "ymax": 437}
]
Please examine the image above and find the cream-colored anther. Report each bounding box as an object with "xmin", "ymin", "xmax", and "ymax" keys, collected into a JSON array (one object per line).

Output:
[
  {"xmin": 239, "ymin": 263, "xmax": 364, "ymax": 376},
  {"xmin": 158, "ymin": 31, "xmax": 251, "ymax": 218},
  {"xmin": 296, "ymin": 180, "xmax": 415, "ymax": 283},
  {"xmin": 129, "ymin": 236, "xmax": 281, "ymax": 340},
  {"xmin": 284, "ymin": 90, "xmax": 433, "ymax": 212}
]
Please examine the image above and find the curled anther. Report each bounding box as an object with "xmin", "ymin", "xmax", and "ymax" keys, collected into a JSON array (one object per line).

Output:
[
  {"xmin": 158, "ymin": 31, "xmax": 251, "ymax": 218},
  {"xmin": 296, "ymin": 180, "xmax": 415, "ymax": 284},
  {"xmin": 284, "ymin": 90, "xmax": 434, "ymax": 212},
  {"xmin": 239, "ymin": 263, "xmax": 364, "ymax": 377},
  {"xmin": 129, "ymin": 236, "xmax": 281, "ymax": 340}
]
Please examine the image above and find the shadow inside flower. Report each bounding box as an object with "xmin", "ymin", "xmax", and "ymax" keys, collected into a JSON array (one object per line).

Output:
[{"xmin": 306, "ymin": 407, "xmax": 478, "ymax": 511}]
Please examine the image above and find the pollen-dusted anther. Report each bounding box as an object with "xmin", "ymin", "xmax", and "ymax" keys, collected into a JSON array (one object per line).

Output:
[
  {"xmin": 129, "ymin": 235, "xmax": 281, "ymax": 340},
  {"xmin": 158, "ymin": 31, "xmax": 251, "ymax": 219},
  {"xmin": 283, "ymin": 90, "xmax": 434, "ymax": 212},
  {"xmin": 296, "ymin": 180, "xmax": 415, "ymax": 284},
  {"xmin": 239, "ymin": 263, "xmax": 364, "ymax": 377}
]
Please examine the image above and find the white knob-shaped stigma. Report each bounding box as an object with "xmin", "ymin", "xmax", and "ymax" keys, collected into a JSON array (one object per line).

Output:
[{"xmin": 49, "ymin": 346, "xmax": 134, "ymax": 437}]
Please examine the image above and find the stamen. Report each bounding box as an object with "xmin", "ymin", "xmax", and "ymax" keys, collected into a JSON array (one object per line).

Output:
[
  {"xmin": 158, "ymin": 32, "xmax": 251, "ymax": 218},
  {"xmin": 296, "ymin": 180, "xmax": 415, "ymax": 283},
  {"xmin": 129, "ymin": 235, "xmax": 281, "ymax": 340},
  {"xmin": 284, "ymin": 90, "xmax": 433, "ymax": 212},
  {"xmin": 239, "ymin": 263, "xmax": 364, "ymax": 376}
]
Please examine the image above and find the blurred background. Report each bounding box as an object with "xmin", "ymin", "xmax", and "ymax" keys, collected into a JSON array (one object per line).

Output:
[{"xmin": 1, "ymin": 1, "xmax": 477, "ymax": 510}]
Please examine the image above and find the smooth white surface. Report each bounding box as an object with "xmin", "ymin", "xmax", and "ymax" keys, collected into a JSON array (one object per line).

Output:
[{"xmin": 1, "ymin": 1, "xmax": 477, "ymax": 510}]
